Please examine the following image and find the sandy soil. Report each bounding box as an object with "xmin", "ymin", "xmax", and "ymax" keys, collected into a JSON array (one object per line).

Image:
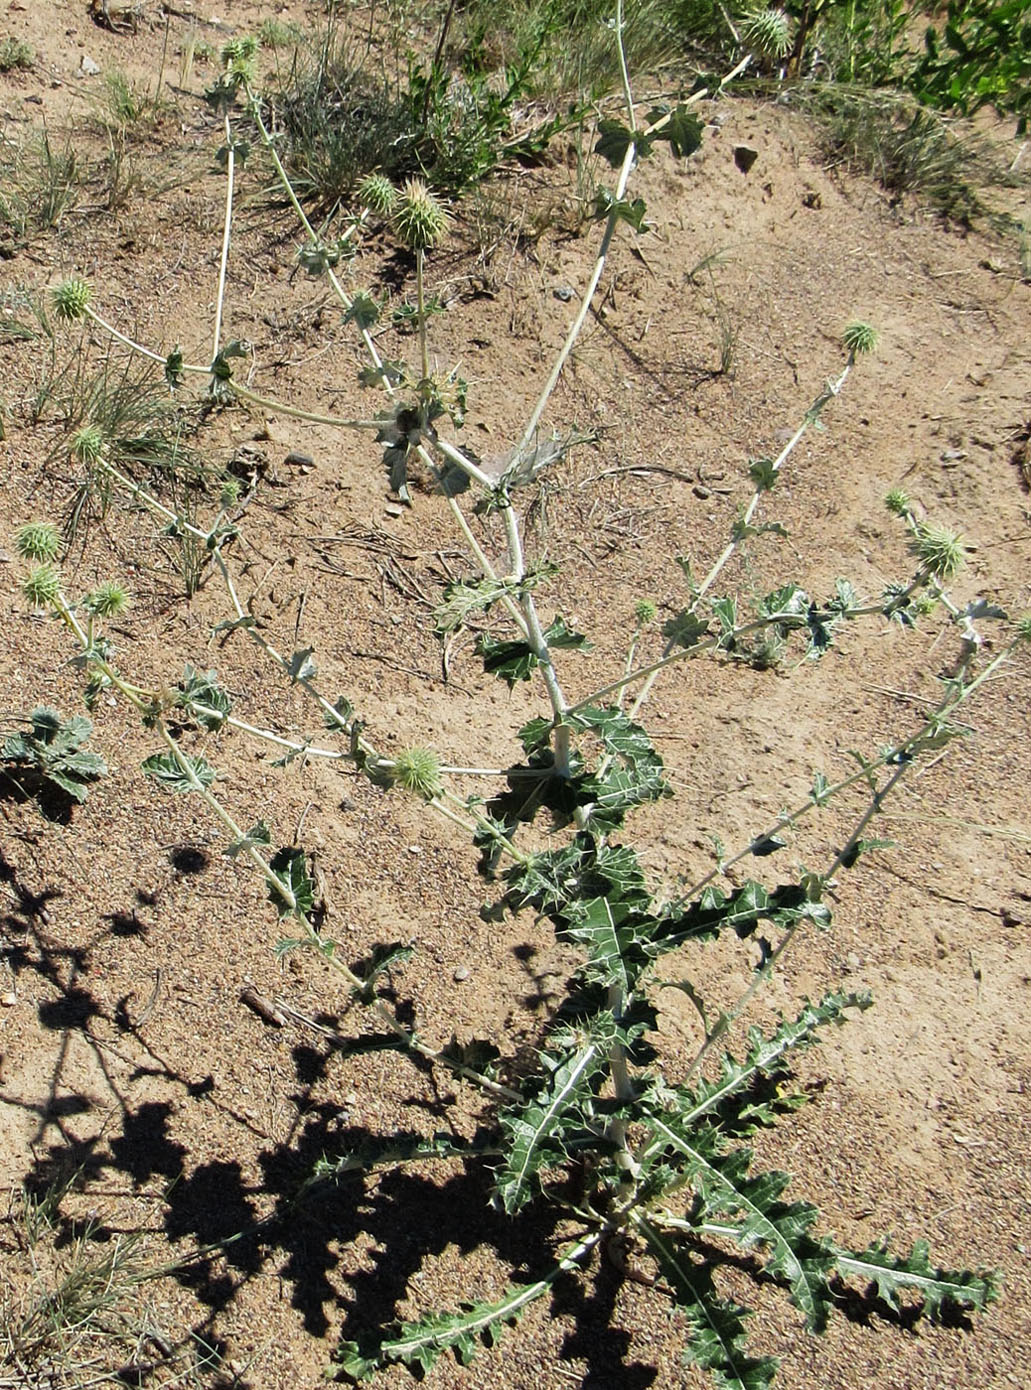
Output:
[{"xmin": 1, "ymin": 4, "xmax": 1029, "ymax": 1389}]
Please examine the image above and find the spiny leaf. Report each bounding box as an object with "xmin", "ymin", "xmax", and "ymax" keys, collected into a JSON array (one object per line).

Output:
[
  {"xmin": 647, "ymin": 1118, "xmax": 837, "ymax": 1330},
  {"xmin": 593, "ymin": 189, "xmax": 650, "ymax": 232},
  {"xmin": 658, "ymin": 994, "xmax": 871, "ymax": 1137},
  {"xmin": 334, "ymin": 1244, "xmax": 594, "ymax": 1377},
  {"xmin": 141, "ymin": 751, "xmax": 216, "ymax": 794},
  {"xmin": 495, "ymin": 1015, "xmax": 615, "ymax": 1213},
  {"xmin": 177, "ymin": 664, "xmax": 231, "ymax": 730},
  {"xmin": 594, "ymin": 119, "xmax": 637, "ymax": 167},
  {"xmin": 343, "ymin": 291, "xmax": 381, "ymax": 330},
  {"xmin": 662, "ymin": 609, "xmax": 709, "ymax": 650},
  {"xmin": 224, "ymin": 820, "xmax": 271, "ymax": 859},
  {"xmin": 646, "ymin": 105, "xmax": 704, "ymax": 159},
  {"xmin": 834, "ymin": 1239, "xmax": 998, "ymax": 1319},
  {"xmin": 2, "ymin": 707, "xmax": 106, "ymax": 803},
  {"xmin": 286, "ymin": 647, "xmax": 317, "ymax": 682},
  {"xmin": 496, "ymin": 429, "xmax": 595, "ymax": 491},
  {"xmin": 313, "ymin": 1130, "xmax": 500, "ymax": 1184},
  {"xmin": 638, "ymin": 1219, "xmax": 778, "ymax": 1390},
  {"xmin": 748, "ymin": 457, "xmax": 778, "ymax": 491},
  {"xmin": 434, "ymin": 576, "xmax": 518, "ymax": 635},
  {"xmin": 477, "ymin": 616, "xmax": 588, "ymax": 687},
  {"xmin": 349, "ymin": 941, "xmax": 413, "ymax": 1003},
  {"xmin": 267, "ymin": 846, "xmax": 315, "ymax": 919}
]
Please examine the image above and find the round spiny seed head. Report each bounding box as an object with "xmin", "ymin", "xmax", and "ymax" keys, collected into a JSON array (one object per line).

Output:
[
  {"xmin": 634, "ymin": 598, "xmax": 658, "ymax": 625},
  {"xmin": 70, "ymin": 424, "xmax": 106, "ymax": 466},
  {"xmin": 393, "ymin": 746, "xmax": 443, "ymax": 800},
  {"xmin": 884, "ymin": 487, "xmax": 910, "ymax": 517},
  {"xmin": 51, "ymin": 277, "xmax": 92, "ymax": 322},
  {"xmin": 842, "ymin": 320, "xmax": 879, "ymax": 356},
  {"xmin": 742, "ymin": 7, "xmax": 792, "ymax": 59},
  {"xmin": 15, "ymin": 521, "xmax": 61, "ymax": 563},
  {"xmin": 392, "ymin": 180, "xmax": 448, "ymax": 251},
  {"xmin": 357, "ymin": 173, "xmax": 397, "ymax": 215},
  {"xmin": 911, "ymin": 522, "xmax": 964, "ymax": 581},
  {"xmin": 913, "ymin": 592, "xmax": 939, "ymax": 618},
  {"xmin": 84, "ymin": 581, "xmax": 130, "ymax": 618},
  {"xmin": 22, "ymin": 563, "xmax": 61, "ymax": 608},
  {"xmin": 220, "ymin": 477, "xmax": 241, "ymax": 508}
]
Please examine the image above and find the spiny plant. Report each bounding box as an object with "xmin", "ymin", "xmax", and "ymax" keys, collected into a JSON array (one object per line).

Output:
[
  {"xmin": 18, "ymin": 10, "xmax": 1018, "ymax": 1386},
  {"xmin": 0, "ymin": 704, "xmax": 108, "ymax": 809}
]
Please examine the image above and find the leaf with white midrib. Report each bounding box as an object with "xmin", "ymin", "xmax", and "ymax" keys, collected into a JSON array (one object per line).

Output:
[
  {"xmin": 646, "ymin": 1115, "xmax": 834, "ymax": 1330},
  {"xmin": 336, "ymin": 1233, "xmax": 602, "ymax": 1377},
  {"xmin": 496, "ymin": 1023, "xmax": 612, "ymax": 1213},
  {"xmin": 637, "ymin": 1217, "xmax": 777, "ymax": 1390},
  {"xmin": 835, "ymin": 1240, "xmax": 998, "ymax": 1316},
  {"xmin": 677, "ymin": 994, "xmax": 868, "ymax": 1130}
]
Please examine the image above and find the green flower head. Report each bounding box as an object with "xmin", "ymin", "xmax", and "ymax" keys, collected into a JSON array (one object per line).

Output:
[
  {"xmin": 357, "ymin": 173, "xmax": 397, "ymax": 216},
  {"xmin": 51, "ymin": 277, "xmax": 92, "ymax": 322},
  {"xmin": 843, "ymin": 321, "xmax": 879, "ymax": 357},
  {"xmin": 22, "ymin": 563, "xmax": 61, "ymax": 608},
  {"xmin": 392, "ymin": 746, "xmax": 443, "ymax": 800},
  {"xmin": 911, "ymin": 522, "xmax": 964, "ymax": 582},
  {"xmin": 70, "ymin": 424, "xmax": 107, "ymax": 466},
  {"xmin": 392, "ymin": 180, "xmax": 449, "ymax": 251},
  {"xmin": 84, "ymin": 581, "xmax": 130, "ymax": 618},
  {"xmin": 15, "ymin": 521, "xmax": 61, "ymax": 563}
]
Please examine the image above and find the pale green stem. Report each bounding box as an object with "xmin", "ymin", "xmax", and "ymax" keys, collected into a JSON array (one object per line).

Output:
[
  {"xmin": 625, "ymin": 355, "xmax": 857, "ymax": 728},
  {"xmin": 211, "ymin": 113, "xmax": 235, "ymax": 365},
  {"xmin": 615, "ymin": 0, "xmax": 636, "ymax": 132},
  {"xmin": 416, "ymin": 247, "xmax": 430, "ymax": 385},
  {"xmin": 678, "ymin": 636, "xmax": 1014, "ymax": 1084},
  {"xmin": 516, "ymin": 57, "xmax": 750, "ymax": 456},
  {"xmin": 694, "ymin": 356, "xmax": 856, "ymax": 608}
]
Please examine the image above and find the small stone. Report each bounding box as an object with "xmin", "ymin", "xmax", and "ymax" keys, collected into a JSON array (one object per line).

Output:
[
  {"xmin": 80, "ymin": 55, "xmax": 101, "ymax": 77},
  {"xmin": 693, "ymin": 484, "xmax": 711, "ymax": 499},
  {"xmin": 453, "ymin": 966, "xmax": 470, "ymax": 982},
  {"xmin": 1, "ymin": 992, "xmax": 16, "ymax": 1007},
  {"xmin": 283, "ymin": 451, "xmax": 314, "ymax": 467},
  {"xmin": 384, "ymin": 503, "xmax": 404, "ymax": 518},
  {"xmin": 407, "ymin": 844, "xmax": 421, "ymax": 855},
  {"xmin": 553, "ymin": 286, "xmax": 575, "ymax": 302}
]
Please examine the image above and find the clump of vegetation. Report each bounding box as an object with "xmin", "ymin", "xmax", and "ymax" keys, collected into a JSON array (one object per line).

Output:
[
  {"xmin": 0, "ymin": 36, "xmax": 34, "ymax": 71},
  {"xmin": 1, "ymin": 706, "xmax": 107, "ymax": 808},
  {"xmin": 6, "ymin": 5, "xmax": 1025, "ymax": 1386}
]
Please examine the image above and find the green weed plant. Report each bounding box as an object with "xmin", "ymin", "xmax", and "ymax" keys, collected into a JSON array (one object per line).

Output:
[{"xmin": 15, "ymin": 8, "xmax": 1022, "ymax": 1386}]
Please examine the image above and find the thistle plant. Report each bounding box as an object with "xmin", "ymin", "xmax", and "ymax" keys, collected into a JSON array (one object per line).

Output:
[{"xmin": 21, "ymin": 9, "xmax": 1014, "ymax": 1388}]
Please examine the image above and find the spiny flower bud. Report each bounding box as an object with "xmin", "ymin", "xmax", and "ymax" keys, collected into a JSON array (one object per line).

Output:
[
  {"xmin": 884, "ymin": 487, "xmax": 910, "ymax": 517},
  {"xmin": 84, "ymin": 581, "xmax": 130, "ymax": 618},
  {"xmin": 357, "ymin": 173, "xmax": 397, "ymax": 215},
  {"xmin": 910, "ymin": 521, "xmax": 964, "ymax": 581},
  {"xmin": 52, "ymin": 277, "xmax": 92, "ymax": 322},
  {"xmin": 70, "ymin": 424, "xmax": 106, "ymax": 466},
  {"xmin": 392, "ymin": 746, "xmax": 443, "ymax": 800},
  {"xmin": 15, "ymin": 521, "xmax": 61, "ymax": 563},
  {"xmin": 742, "ymin": 7, "xmax": 792, "ymax": 59},
  {"xmin": 22, "ymin": 563, "xmax": 61, "ymax": 608},
  {"xmin": 392, "ymin": 180, "xmax": 448, "ymax": 251},
  {"xmin": 843, "ymin": 321, "xmax": 879, "ymax": 357},
  {"xmin": 635, "ymin": 599, "xmax": 658, "ymax": 625}
]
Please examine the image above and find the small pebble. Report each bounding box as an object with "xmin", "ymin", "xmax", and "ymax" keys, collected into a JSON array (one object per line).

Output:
[
  {"xmin": 453, "ymin": 966, "xmax": 470, "ymax": 982},
  {"xmin": 1, "ymin": 992, "xmax": 16, "ymax": 1007},
  {"xmin": 553, "ymin": 286, "xmax": 575, "ymax": 302}
]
